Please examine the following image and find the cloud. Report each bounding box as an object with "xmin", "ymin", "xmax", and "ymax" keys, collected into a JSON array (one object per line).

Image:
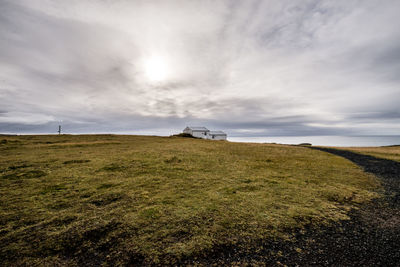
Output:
[{"xmin": 0, "ymin": 0, "xmax": 399, "ymax": 136}]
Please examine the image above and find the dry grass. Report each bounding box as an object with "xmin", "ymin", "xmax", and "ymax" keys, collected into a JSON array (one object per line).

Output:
[{"xmin": 0, "ymin": 135, "xmax": 380, "ymax": 265}]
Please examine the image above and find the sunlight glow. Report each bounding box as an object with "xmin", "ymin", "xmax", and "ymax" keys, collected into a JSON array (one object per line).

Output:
[{"xmin": 144, "ymin": 56, "xmax": 168, "ymax": 82}]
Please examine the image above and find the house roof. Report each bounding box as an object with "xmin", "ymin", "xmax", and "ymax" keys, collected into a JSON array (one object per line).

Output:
[
  {"xmin": 186, "ymin": 126, "xmax": 209, "ymax": 131},
  {"xmin": 209, "ymin": 131, "xmax": 226, "ymax": 135}
]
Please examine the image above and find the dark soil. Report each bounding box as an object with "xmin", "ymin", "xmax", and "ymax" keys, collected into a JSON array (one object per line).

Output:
[{"xmin": 177, "ymin": 147, "xmax": 400, "ymax": 266}]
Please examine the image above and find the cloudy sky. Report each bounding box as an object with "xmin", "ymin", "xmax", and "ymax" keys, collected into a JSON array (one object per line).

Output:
[{"xmin": 1, "ymin": 0, "xmax": 400, "ymax": 136}]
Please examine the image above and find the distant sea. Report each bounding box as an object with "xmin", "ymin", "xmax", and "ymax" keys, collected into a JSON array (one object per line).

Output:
[{"xmin": 228, "ymin": 135, "xmax": 400, "ymax": 147}]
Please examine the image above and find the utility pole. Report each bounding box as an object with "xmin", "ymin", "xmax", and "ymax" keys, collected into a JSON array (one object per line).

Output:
[{"xmin": 58, "ymin": 125, "xmax": 61, "ymax": 135}]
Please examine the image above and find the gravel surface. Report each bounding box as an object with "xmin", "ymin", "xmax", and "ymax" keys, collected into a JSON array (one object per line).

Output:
[
  {"xmin": 312, "ymin": 147, "xmax": 400, "ymax": 206},
  {"xmin": 181, "ymin": 148, "xmax": 400, "ymax": 266},
  {"xmin": 300, "ymin": 147, "xmax": 400, "ymax": 266}
]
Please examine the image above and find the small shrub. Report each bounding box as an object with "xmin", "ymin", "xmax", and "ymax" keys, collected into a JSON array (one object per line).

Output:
[
  {"xmin": 40, "ymin": 184, "xmax": 67, "ymax": 194},
  {"xmin": 237, "ymin": 185, "xmax": 259, "ymax": 192},
  {"xmin": 97, "ymin": 183, "xmax": 115, "ymax": 189},
  {"xmin": 63, "ymin": 159, "xmax": 91, "ymax": 164},
  {"xmin": 2, "ymin": 170, "xmax": 46, "ymax": 180},
  {"xmin": 140, "ymin": 207, "xmax": 160, "ymax": 219},
  {"xmin": 100, "ymin": 163, "xmax": 127, "ymax": 171},
  {"xmin": 171, "ymin": 133, "xmax": 198, "ymax": 138},
  {"xmin": 47, "ymin": 201, "xmax": 71, "ymax": 210},
  {"xmin": 8, "ymin": 164, "xmax": 32, "ymax": 170},
  {"xmin": 164, "ymin": 156, "xmax": 182, "ymax": 164},
  {"xmin": 90, "ymin": 193, "xmax": 122, "ymax": 206}
]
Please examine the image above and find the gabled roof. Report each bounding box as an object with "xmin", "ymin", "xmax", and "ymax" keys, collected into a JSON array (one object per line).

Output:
[
  {"xmin": 186, "ymin": 126, "xmax": 209, "ymax": 131},
  {"xmin": 208, "ymin": 131, "xmax": 226, "ymax": 135}
]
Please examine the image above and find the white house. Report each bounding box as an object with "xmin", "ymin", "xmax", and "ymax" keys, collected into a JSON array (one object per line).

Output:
[
  {"xmin": 206, "ymin": 131, "xmax": 227, "ymax": 140},
  {"xmin": 183, "ymin": 126, "xmax": 227, "ymax": 140},
  {"xmin": 183, "ymin": 126, "xmax": 210, "ymax": 138}
]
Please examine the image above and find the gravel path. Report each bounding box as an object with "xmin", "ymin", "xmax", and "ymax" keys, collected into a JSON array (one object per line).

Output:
[
  {"xmin": 312, "ymin": 147, "xmax": 400, "ymax": 204},
  {"xmin": 183, "ymin": 147, "xmax": 400, "ymax": 266},
  {"xmin": 298, "ymin": 147, "xmax": 400, "ymax": 266}
]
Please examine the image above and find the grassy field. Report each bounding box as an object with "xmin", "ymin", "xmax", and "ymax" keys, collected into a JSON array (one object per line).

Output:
[
  {"xmin": 0, "ymin": 135, "xmax": 380, "ymax": 265},
  {"xmin": 334, "ymin": 145, "xmax": 400, "ymax": 162}
]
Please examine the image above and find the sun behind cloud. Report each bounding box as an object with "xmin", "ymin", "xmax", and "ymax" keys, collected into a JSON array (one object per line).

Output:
[{"xmin": 144, "ymin": 56, "xmax": 169, "ymax": 82}]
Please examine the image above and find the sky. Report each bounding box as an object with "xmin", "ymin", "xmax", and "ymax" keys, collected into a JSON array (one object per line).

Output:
[{"xmin": 1, "ymin": 0, "xmax": 400, "ymax": 137}]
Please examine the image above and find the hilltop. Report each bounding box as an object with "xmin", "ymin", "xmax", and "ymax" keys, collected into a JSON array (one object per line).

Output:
[{"xmin": 0, "ymin": 135, "xmax": 380, "ymax": 265}]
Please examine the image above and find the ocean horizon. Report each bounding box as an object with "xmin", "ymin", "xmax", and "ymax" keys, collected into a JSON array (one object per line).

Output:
[{"xmin": 228, "ymin": 135, "xmax": 400, "ymax": 147}]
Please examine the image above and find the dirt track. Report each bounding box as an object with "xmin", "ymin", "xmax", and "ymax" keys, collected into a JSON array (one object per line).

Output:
[{"xmin": 182, "ymin": 147, "xmax": 400, "ymax": 266}]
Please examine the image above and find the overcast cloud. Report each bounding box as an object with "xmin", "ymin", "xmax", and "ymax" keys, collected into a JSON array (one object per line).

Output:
[{"xmin": 1, "ymin": 0, "xmax": 400, "ymax": 136}]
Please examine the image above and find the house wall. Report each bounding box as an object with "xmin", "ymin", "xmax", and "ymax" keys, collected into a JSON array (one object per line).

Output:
[
  {"xmin": 182, "ymin": 128, "xmax": 225, "ymax": 140},
  {"xmin": 209, "ymin": 135, "xmax": 227, "ymax": 140},
  {"xmin": 183, "ymin": 128, "xmax": 191, "ymax": 134},
  {"xmin": 192, "ymin": 131, "xmax": 208, "ymax": 138}
]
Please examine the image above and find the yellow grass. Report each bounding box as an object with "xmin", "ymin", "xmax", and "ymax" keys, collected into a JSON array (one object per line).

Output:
[{"xmin": 0, "ymin": 135, "xmax": 380, "ymax": 265}]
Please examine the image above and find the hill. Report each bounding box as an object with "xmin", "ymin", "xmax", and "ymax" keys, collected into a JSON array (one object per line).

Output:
[{"xmin": 0, "ymin": 135, "xmax": 379, "ymax": 265}]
